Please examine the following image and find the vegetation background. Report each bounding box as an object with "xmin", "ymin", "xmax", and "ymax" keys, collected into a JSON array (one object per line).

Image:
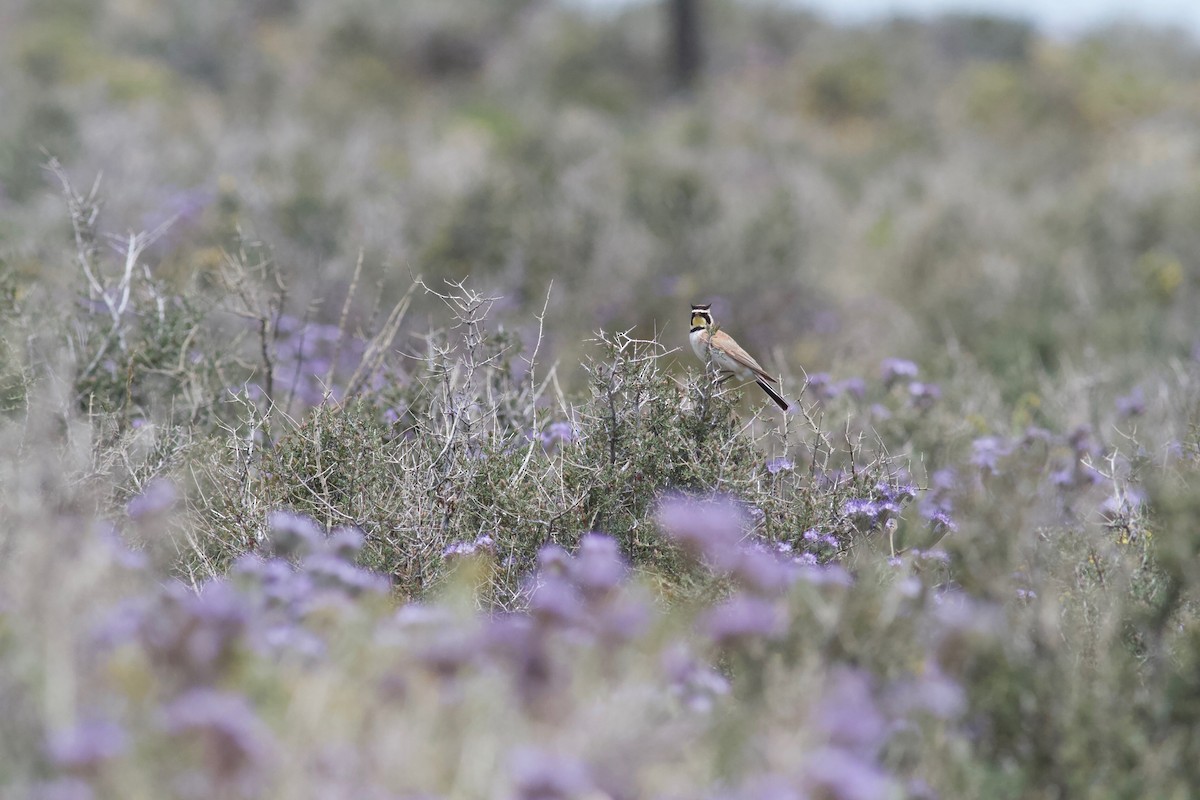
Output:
[{"xmin": 2, "ymin": 0, "xmax": 1200, "ymax": 797}]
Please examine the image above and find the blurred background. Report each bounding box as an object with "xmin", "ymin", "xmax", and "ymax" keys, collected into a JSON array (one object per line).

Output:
[{"xmin": 3, "ymin": 0, "xmax": 1199, "ymax": 410}]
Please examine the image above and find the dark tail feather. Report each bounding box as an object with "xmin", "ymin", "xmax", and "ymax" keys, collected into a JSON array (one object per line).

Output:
[{"xmin": 756, "ymin": 378, "xmax": 789, "ymax": 411}]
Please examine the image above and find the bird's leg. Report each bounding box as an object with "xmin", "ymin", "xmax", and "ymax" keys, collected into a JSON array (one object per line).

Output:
[{"xmin": 717, "ymin": 371, "xmax": 736, "ymax": 385}]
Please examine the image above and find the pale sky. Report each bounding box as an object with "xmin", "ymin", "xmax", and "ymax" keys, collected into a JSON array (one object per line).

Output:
[{"xmin": 570, "ymin": 0, "xmax": 1200, "ymax": 39}]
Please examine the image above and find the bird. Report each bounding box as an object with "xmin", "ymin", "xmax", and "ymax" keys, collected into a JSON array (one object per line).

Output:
[{"xmin": 689, "ymin": 303, "xmax": 789, "ymax": 411}]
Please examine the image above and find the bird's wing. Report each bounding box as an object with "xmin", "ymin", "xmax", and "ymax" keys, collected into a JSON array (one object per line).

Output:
[{"xmin": 711, "ymin": 332, "xmax": 778, "ymax": 384}]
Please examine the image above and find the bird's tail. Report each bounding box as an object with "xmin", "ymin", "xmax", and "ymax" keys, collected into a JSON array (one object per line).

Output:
[{"xmin": 755, "ymin": 378, "xmax": 789, "ymax": 411}]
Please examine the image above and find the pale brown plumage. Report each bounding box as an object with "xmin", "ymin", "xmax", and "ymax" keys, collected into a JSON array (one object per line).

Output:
[{"xmin": 689, "ymin": 304, "xmax": 788, "ymax": 411}]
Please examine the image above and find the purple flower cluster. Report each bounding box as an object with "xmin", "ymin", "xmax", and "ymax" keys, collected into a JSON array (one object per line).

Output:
[
  {"xmin": 842, "ymin": 482, "xmax": 914, "ymax": 531},
  {"xmin": 881, "ymin": 358, "xmax": 920, "ymax": 388},
  {"xmin": 442, "ymin": 533, "xmax": 496, "ymax": 558},
  {"xmin": 657, "ymin": 494, "xmax": 794, "ymax": 598},
  {"xmin": 538, "ymin": 421, "xmax": 577, "ymax": 450},
  {"xmin": 244, "ymin": 314, "xmax": 399, "ymax": 410},
  {"xmin": 15, "ymin": 491, "xmax": 1000, "ymax": 800}
]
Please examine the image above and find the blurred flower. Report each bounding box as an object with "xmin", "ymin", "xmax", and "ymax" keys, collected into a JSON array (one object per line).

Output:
[
  {"xmin": 592, "ymin": 592, "xmax": 652, "ymax": 645},
  {"xmin": 1115, "ymin": 387, "xmax": 1145, "ymax": 419},
  {"xmin": 970, "ymin": 436, "xmax": 1012, "ymax": 474},
  {"xmin": 539, "ymin": 421, "xmax": 577, "ymax": 450},
  {"xmin": 730, "ymin": 546, "xmax": 792, "ymax": 597},
  {"xmin": 876, "ymin": 481, "xmax": 916, "ymax": 504},
  {"xmin": 482, "ymin": 614, "xmax": 558, "ymax": 707},
  {"xmin": 509, "ymin": 748, "xmax": 593, "ymax": 800},
  {"xmin": 656, "ymin": 493, "xmax": 748, "ymax": 572},
  {"xmin": 887, "ymin": 663, "xmax": 966, "ymax": 720},
  {"xmin": 766, "ymin": 457, "xmax": 795, "ymax": 475},
  {"xmin": 806, "ymin": 372, "xmax": 839, "ymax": 402},
  {"xmin": 1067, "ymin": 425, "xmax": 1100, "ymax": 459},
  {"xmin": 810, "ymin": 668, "xmax": 886, "ymax": 756},
  {"xmin": 838, "ymin": 377, "xmax": 867, "ymax": 400},
  {"xmin": 415, "ymin": 630, "xmax": 479, "ymax": 680},
  {"xmin": 46, "ymin": 719, "xmax": 128, "ymax": 772},
  {"xmin": 911, "ymin": 548, "xmax": 951, "ymax": 564},
  {"xmin": 881, "ymin": 358, "xmax": 918, "ymax": 388},
  {"xmin": 924, "ymin": 508, "xmax": 957, "ymax": 533},
  {"xmin": 803, "ymin": 529, "xmax": 838, "ymax": 550},
  {"xmin": 907, "ymin": 381, "xmax": 941, "ymax": 409},
  {"xmin": 568, "ymin": 533, "xmax": 626, "ymax": 601},
  {"xmin": 1022, "ymin": 426, "xmax": 1055, "ymax": 446},
  {"xmin": 443, "ymin": 533, "xmax": 496, "ymax": 559},
  {"xmin": 31, "ymin": 779, "xmax": 95, "ymax": 800},
  {"xmin": 302, "ymin": 552, "xmax": 390, "ymax": 597},
  {"xmin": 662, "ymin": 643, "xmax": 730, "ymax": 713},
  {"xmin": 842, "ymin": 497, "xmax": 900, "ymax": 530},
  {"xmin": 1051, "ymin": 460, "xmax": 1103, "ymax": 490},
  {"xmin": 803, "ymin": 746, "xmax": 895, "ymax": 800},
  {"xmin": 139, "ymin": 580, "xmax": 247, "ymax": 685},
  {"xmin": 259, "ymin": 623, "xmax": 325, "ymax": 660},
  {"xmin": 1015, "ymin": 588, "xmax": 1037, "ymax": 601},
  {"xmin": 93, "ymin": 521, "xmax": 149, "ymax": 570},
  {"xmin": 930, "ymin": 592, "xmax": 1002, "ymax": 671},
  {"xmin": 127, "ymin": 478, "xmax": 179, "ymax": 521},
  {"xmin": 161, "ymin": 689, "xmax": 275, "ymax": 784},
  {"xmin": 528, "ymin": 576, "xmax": 584, "ymax": 629},
  {"xmin": 326, "ymin": 526, "xmax": 366, "ymax": 560},
  {"xmin": 796, "ymin": 563, "xmax": 854, "ymax": 587},
  {"xmin": 700, "ymin": 594, "xmax": 786, "ymax": 646},
  {"xmin": 267, "ymin": 510, "xmax": 322, "ymax": 558},
  {"xmin": 536, "ymin": 544, "xmax": 571, "ymax": 576}
]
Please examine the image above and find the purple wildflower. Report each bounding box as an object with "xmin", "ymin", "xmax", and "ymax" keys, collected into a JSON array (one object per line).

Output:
[
  {"xmin": 510, "ymin": 748, "xmax": 593, "ymax": 800},
  {"xmin": 267, "ymin": 510, "xmax": 322, "ymax": 558},
  {"xmin": 540, "ymin": 421, "xmax": 577, "ymax": 450},
  {"xmin": 442, "ymin": 533, "xmax": 497, "ymax": 559},
  {"xmin": 46, "ymin": 719, "xmax": 128, "ymax": 771},
  {"xmin": 1100, "ymin": 486, "xmax": 1145, "ymax": 519},
  {"xmin": 806, "ymin": 372, "xmax": 839, "ymax": 402},
  {"xmin": 30, "ymin": 779, "xmax": 95, "ymax": 800},
  {"xmin": 138, "ymin": 580, "xmax": 247, "ymax": 684},
  {"xmin": 796, "ymin": 563, "xmax": 854, "ymax": 587},
  {"xmin": 160, "ymin": 689, "xmax": 275, "ymax": 784},
  {"xmin": 730, "ymin": 546, "xmax": 792, "ymax": 596},
  {"xmin": 809, "ymin": 668, "xmax": 886, "ymax": 756},
  {"xmin": 970, "ymin": 436, "xmax": 1012, "ymax": 474},
  {"xmin": 1115, "ymin": 387, "xmax": 1145, "ymax": 419},
  {"xmin": 887, "ymin": 663, "xmax": 966, "ymax": 720},
  {"xmin": 911, "ymin": 548, "xmax": 951, "ymax": 564},
  {"xmin": 127, "ymin": 478, "xmax": 179, "ymax": 521},
  {"xmin": 326, "ymin": 526, "xmax": 366, "ymax": 560},
  {"xmin": 924, "ymin": 508, "xmax": 957, "ymax": 533},
  {"xmin": 94, "ymin": 522, "xmax": 148, "ymax": 570},
  {"xmin": 838, "ymin": 376, "xmax": 867, "ymax": 400},
  {"xmin": 842, "ymin": 497, "xmax": 900, "ymax": 529},
  {"xmin": 568, "ymin": 533, "xmax": 626, "ymax": 600},
  {"xmin": 662, "ymin": 643, "xmax": 731, "ymax": 713},
  {"xmin": 302, "ymin": 552, "xmax": 390, "ymax": 597},
  {"xmin": 803, "ymin": 529, "xmax": 839, "ymax": 550},
  {"xmin": 528, "ymin": 577, "xmax": 585, "ymax": 629},
  {"xmin": 802, "ymin": 747, "xmax": 895, "ymax": 800},
  {"xmin": 766, "ymin": 457, "xmax": 795, "ymax": 475},
  {"xmin": 656, "ymin": 493, "xmax": 749, "ymax": 572},
  {"xmin": 881, "ymin": 358, "xmax": 919, "ymax": 388},
  {"xmin": 907, "ymin": 381, "xmax": 941, "ymax": 409},
  {"xmin": 700, "ymin": 594, "xmax": 786, "ymax": 646}
]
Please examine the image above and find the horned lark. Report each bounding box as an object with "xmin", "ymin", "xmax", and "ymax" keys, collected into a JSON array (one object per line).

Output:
[{"xmin": 690, "ymin": 303, "xmax": 789, "ymax": 411}]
